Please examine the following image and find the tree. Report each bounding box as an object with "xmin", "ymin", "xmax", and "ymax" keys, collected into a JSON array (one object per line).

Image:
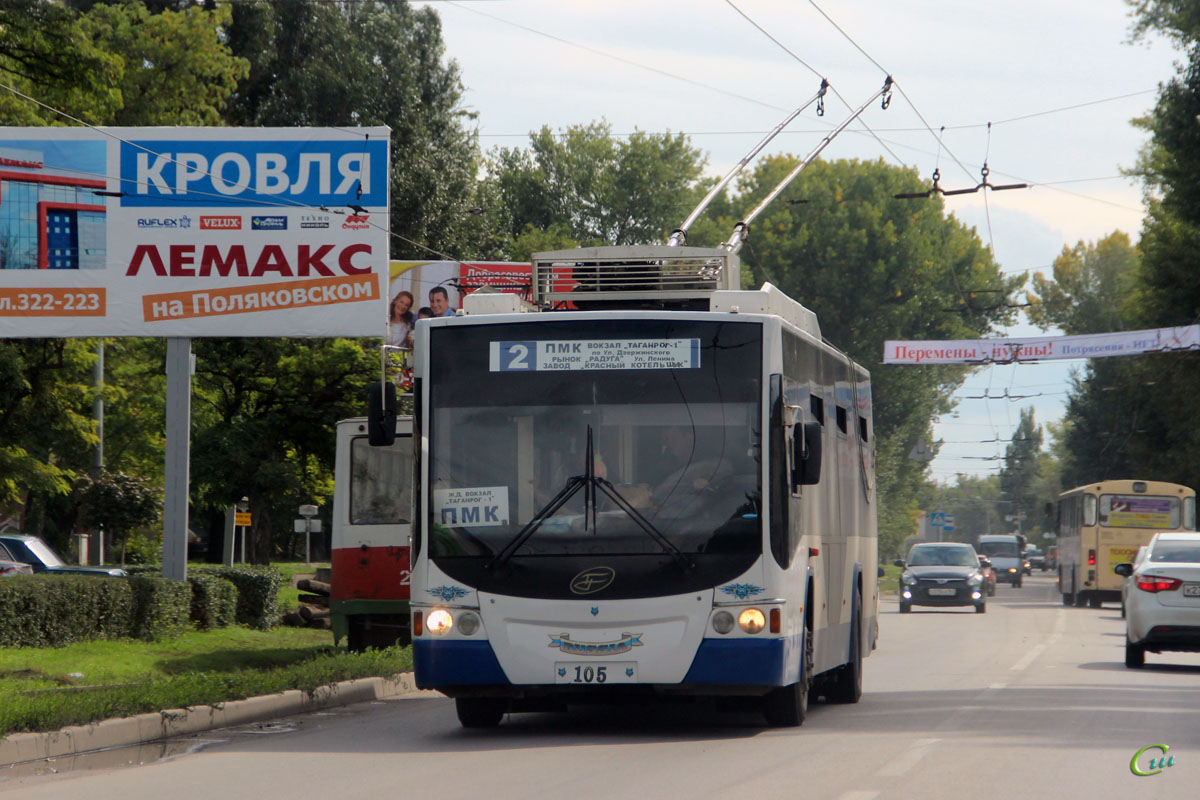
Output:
[
  {"xmin": 1025, "ymin": 232, "xmax": 1140, "ymax": 334},
  {"xmin": 0, "ymin": 340, "xmax": 100, "ymax": 551},
  {"xmin": 79, "ymin": 2, "xmax": 248, "ymax": 126},
  {"xmin": 998, "ymin": 408, "xmax": 1046, "ymax": 535},
  {"xmin": 74, "ymin": 469, "xmax": 161, "ymax": 562},
  {"xmin": 187, "ymin": 338, "xmax": 377, "ymax": 563},
  {"xmin": 0, "ymin": 0, "xmax": 121, "ymax": 125},
  {"xmin": 488, "ymin": 121, "xmax": 708, "ymax": 253},
  {"xmin": 685, "ymin": 156, "xmax": 1023, "ymax": 554},
  {"xmin": 1039, "ymin": 2, "xmax": 1200, "ymax": 494},
  {"xmin": 224, "ymin": 0, "xmax": 493, "ymax": 259}
]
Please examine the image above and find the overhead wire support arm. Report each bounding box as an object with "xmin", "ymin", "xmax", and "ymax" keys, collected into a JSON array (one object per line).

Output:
[
  {"xmin": 667, "ymin": 80, "xmax": 830, "ymax": 247},
  {"xmin": 721, "ymin": 76, "xmax": 893, "ymax": 253}
]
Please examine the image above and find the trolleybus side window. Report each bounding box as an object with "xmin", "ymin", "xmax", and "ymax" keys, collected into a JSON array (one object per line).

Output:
[
  {"xmin": 836, "ymin": 405, "xmax": 848, "ymax": 435},
  {"xmin": 350, "ymin": 435, "xmax": 412, "ymax": 524},
  {"xmin": 810, "ymin": 395, "xmax": 824, "ymax": 424}
]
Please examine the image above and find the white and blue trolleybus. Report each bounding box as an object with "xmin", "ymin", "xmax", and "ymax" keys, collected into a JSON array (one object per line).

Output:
[
  {"xmin": 409, "ymin": 244, "xmax": 878, "ymax": 727},
  {"xmin": 406, "ymin": 81, "xmax": 887, "ymax": 727}
]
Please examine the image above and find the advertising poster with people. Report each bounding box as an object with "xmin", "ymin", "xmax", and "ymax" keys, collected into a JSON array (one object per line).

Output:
[
  {"xmin": 387, "ymin": 260, "xmax": 533, "ymax": 391},
  {"xmin": 0, "ymin": 127, "xmax": 390, "ymax": 338}
]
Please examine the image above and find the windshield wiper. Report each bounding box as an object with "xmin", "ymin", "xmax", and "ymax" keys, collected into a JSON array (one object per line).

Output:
[{"xmin": 486, "ymin": 427, "xmax": 694, "ymax": 572}]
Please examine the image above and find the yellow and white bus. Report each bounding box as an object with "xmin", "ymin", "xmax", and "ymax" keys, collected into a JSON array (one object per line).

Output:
[{"xmin": 1056, "ymin": 480, "xmax": 1196, "ymax": 608}]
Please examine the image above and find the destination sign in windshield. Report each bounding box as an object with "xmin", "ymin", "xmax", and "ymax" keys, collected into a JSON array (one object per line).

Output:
[{"xmin": 489, "ymin": 339, "xmax": 700, "ymax": 372}]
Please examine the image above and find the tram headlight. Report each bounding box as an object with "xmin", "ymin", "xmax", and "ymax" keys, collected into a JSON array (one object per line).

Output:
[
  {"xmin": 712, "ymin": 611, "xmax": 735, "ymax": 634},
  {"xmin": 738, "ymin": 608, "xmax": 766, "ymax": 634},
  {"xmin": 427, "ymin": 608, "xmax": 453, "ymax": 635},
  {"xmin": 457, "ymin": 611, "xmax": 480, "ymax": 636}
]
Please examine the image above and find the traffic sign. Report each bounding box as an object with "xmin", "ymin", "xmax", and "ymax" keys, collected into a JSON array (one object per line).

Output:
[
  {"xmin": 942, "ymin": 523, "xmax": 955, "ymax": 533},
  {"xmin": 943, "ymin": 513, "xmax": 955, "ymax": 525},
  {"xmin": 235, "ymin": 512, "xmax": 251, "ymax": 527},
  {"xmin": 929, "ymin": 512, "xmax": 946, "ymax": 526}
]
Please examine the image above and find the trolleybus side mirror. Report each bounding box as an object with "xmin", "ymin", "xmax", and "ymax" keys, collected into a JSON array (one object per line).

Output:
[
  {"xmin": 792, "ymin": 421, "xmax": 823, "ymax": 487},
  {"xmin": 1113, "ymin": 562, "xmax": 1133, "ymax": 577},
  {"xmin": 367, "ymin": 380, "xmax": 397, "ymax": 446}
]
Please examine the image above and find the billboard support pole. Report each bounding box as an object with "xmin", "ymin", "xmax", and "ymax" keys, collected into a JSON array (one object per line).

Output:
[{"xmin": 162, "ymin": 337, "xmax": 192, "ymax": 581}]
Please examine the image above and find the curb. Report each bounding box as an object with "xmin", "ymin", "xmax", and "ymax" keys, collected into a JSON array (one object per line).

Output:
[{"xmin": 0, "ymin": 672, "xmax": 424, "ymax": 769}]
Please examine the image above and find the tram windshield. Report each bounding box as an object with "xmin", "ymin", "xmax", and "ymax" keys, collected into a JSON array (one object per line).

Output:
[{"xmin": 425, "ymin": 319, "xmax": 763, "ymax": 597}]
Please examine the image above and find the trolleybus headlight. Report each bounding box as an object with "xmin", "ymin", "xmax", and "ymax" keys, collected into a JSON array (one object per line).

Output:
[
  {"xmin": 457, "ymin": 611, "xmax": 481, "ymax": 636},
  {"xmin": 427, "ymin": 608, "xmax": 454, "ymax": 635},
  {"xmin": 738, "ymin": 608, "xmax": 766, "ymax": 634},
  {"xmin": 712, "ymin": 611, "xmax": 735, "ymax": 634}
]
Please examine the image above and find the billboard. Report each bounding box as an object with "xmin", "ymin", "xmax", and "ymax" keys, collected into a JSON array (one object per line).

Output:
[
  {"xmin": 0, "ymin": 127, "xmax": 390, "ymax": 337},
  {"xmin": 386, "ymin": 261, "xmax": 533, "ymax": 349}
]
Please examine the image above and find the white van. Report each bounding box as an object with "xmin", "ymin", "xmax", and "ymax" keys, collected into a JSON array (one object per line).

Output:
[{"xmin": 977, "ymin": 534, "xmax": 1025, "ymax": 587}]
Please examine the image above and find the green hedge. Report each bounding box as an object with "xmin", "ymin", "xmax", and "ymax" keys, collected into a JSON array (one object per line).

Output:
[
  {"xmin": 188, "ymin": 574, "xmax": 238, "ymax": 630},
  {"xmin": 128, "ymin": 575, "xmax": 192, "ymax": 641},
  {"xmin": 193, "ymin": 566, "xmax": 281, "ymax": 630},
  {"xmin": 0, "ymin": 576, "xmax": 135, "ymax": 648},
  {"xmin": 130, "ymin": 564, "xmax": 282, "ymax": 630}
]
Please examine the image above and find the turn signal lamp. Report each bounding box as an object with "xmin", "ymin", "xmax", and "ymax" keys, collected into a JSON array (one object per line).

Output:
[
  {"xmin": 769, "ymin": 608, "xmax": 781, "ymax": 634},
  {"xmin": 413, "ymin": 611, "xmax": 423, "ymax": 637},
  {"xmin": 427, "ymin": 608, "xmax": 454, "ymax": 635},
  {"xmin": 738, "ymin": 608, "xmax": 766, "ymax": 634}
]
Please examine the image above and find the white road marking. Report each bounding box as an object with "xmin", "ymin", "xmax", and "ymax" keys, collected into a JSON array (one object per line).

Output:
[
  {"xmin": 876, "ymin": 738, "xmax": 940, "ymax": 777},
  {"xmin": 835, "ymin": 792, "xmax": 880, "ymax": 800},
  {"xmin": 1009, "ymin": 608, "xmax": 1066, "ymax": 672}
]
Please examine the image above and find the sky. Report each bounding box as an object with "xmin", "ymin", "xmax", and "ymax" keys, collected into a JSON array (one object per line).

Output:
[{"xmin": 417, "ymin": 0, "xmax": 1183, "ymax": 481}]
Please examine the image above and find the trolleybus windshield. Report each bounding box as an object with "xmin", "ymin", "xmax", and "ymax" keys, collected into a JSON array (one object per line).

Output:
[{"xmin": 425, "ymin": 319, "xmax": 762, "ymax": 599}]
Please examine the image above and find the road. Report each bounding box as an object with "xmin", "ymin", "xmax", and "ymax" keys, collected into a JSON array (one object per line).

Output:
[{"xmin": 4, "ymin": 574, "xmax": 1198, "ymax": 799}]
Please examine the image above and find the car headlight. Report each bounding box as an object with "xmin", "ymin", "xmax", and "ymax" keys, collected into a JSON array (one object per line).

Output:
[
  {"xmin": 967, "ymin": 573, "xmax": 982, "ymax": 586},
  {"xmin": 737, "ymin": 608, "xmax": 766, "ymax": 634},
  {"xmin": 426, "ymin": 608, "xmax": 453, "ymax": 635},
  {"xmin": 902, "ymin": 572, "xmax": 918, "ymax": 586}
]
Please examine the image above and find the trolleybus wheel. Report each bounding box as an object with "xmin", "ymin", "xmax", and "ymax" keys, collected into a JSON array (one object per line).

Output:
[
  {"xmin": 1125, "ymin": 639, "xmax": 1145, "ymax": 669},
  {"xmin": 763, "ymin": 623, "xmax": 812, "ymax": 726},
  {"xmin": 828, "ymin": 599, "xmax": 862, "ymax": 704},
  {"xmin": 455, "ymin": 697, "xmax": 507, "ymax": 728}
]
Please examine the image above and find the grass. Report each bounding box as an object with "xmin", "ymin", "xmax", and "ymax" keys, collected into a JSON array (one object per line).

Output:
[
  {"xmin": 878, "ymin": 563, "xmax": 902, "ymax": 595},
  {"xmin": 0, "ymin": 627, "xmax": 412, "ymax": 737},
  {"xmin": 272, "ymin": 560, "xmax": 330, "ymax": 611},
  {"xmin": 0, "ymin": 562, "xmax": 409, "ymax": 739}
]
